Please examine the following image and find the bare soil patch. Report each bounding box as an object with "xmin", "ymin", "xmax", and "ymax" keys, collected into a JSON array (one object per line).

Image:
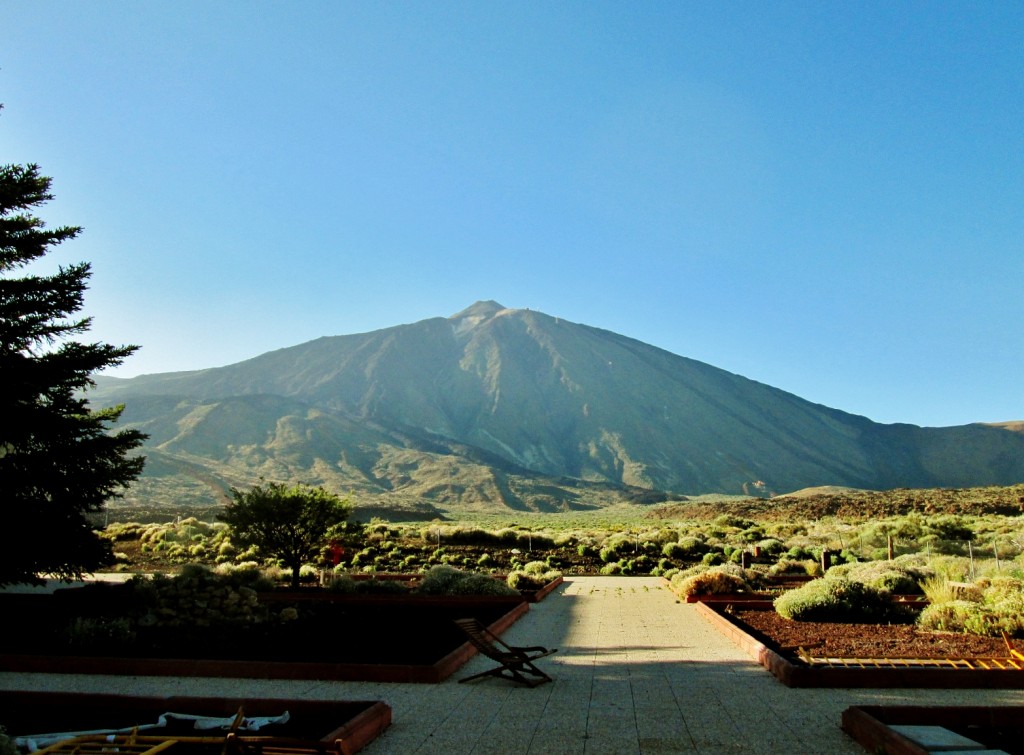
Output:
[{"xmin": 734, "ymin": 608, "xmax": 1019, "ymax": 660}]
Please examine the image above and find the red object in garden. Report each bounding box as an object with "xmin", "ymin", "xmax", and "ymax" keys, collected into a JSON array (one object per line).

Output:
[{"xmin": 329, "ymin": 541, "xmax": 344, "ymax": 566}]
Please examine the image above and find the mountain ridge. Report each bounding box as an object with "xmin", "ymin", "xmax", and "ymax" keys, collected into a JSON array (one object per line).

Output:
[{"xmin": 89, "ymin": 301, "xmax": 1024, "ymax": 515}]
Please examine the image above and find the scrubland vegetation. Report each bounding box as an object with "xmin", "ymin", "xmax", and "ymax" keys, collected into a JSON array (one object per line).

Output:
[{"xmin": 95, "ymin": 486, "xmax": 1024, "ymax": 638}]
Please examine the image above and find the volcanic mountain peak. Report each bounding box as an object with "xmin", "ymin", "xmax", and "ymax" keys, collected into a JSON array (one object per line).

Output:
[
  {"xmin": 449, "ymin": 300, "xmax": 513, "ymax": 337},
  {"xmin": 90, "ymin": 301, "xmax": 1024, "ymax": 513}
]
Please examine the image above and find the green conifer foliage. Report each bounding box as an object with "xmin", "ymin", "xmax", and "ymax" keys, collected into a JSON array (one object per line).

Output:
[{"xmin": 0, "ymin": 162, "xmax": 147, "ymax": 585}]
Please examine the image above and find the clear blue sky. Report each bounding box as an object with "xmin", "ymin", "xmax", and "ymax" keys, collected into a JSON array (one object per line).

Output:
[{"xmin": 2, "ymin": 2, "xmax": 1021, "ymax": 428}]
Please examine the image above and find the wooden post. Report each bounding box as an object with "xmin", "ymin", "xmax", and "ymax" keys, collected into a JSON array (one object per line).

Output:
[
  {"xmin": 741, "ymin": 551, "xmax": 750, "ymax": 569},
  {"xmin": 887, "ymin": 535, "xmax": 894, "ymax": 560},
  {"xmin": 820, "ymin": 549, "xmax": 831, "ymax": 572}
]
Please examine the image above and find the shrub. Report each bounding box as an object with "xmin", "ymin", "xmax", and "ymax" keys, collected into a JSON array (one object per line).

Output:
[
  {"xmin": 827, "ymin": 559, "xmax": 932, "ymax": 595},
  {"xmin": 980, "ymin": 576, "xmax": 1024, "ymax": 605},
  {"xmin": 599, "ymin": 562, "xmax": 622, "ymax": 575},
  {"xmin": 803, "ymin": 560, "xmax": 824, "ymax": 578},
  {"xmin": 130, "ymin": 565, "xmax": 268, "ymax": 628},
  {"xmin": 917, "ymin": 600, "xmax": 986, "ymax": 633},
  {"xmin": 920, "ymin": 575, "xmax": 964, "ymax": 605},
  {"xmin": 769, "ymin": 558, "xmax": 816, "ymax": 576},
  {"xmin": 354, "ymin": 578, "xmax": 412, "ymax": 595},
  {"xmin": 213, "ymin": 561, "xmax": 273, "ymax": 588},
  {"xmin": 916, "ymin": 575, "xmax": 1024, "ymax": 637},
  {"xmin": 701, "ymin": 552, "xmax": 724, "ymax": 566},
  {"xmin": 740, "ymin": 526, "xmax": 765, "ymax": 543},
  {"xmin": 417, "ymin": 565, "xmax": 518, "ymax": 596},
  {"xmin": 662, "ymin": 542, "xmax": 685, "ymax": 559},
  {"xmin": 713, "ymin": 514, "xmax": 754, "ymax": 530},
  {"xmin": 755, "ymin": 538, "xmax": 786, "ymax": 556},
  {"xmin": 324, "ymin": 574, "xmax": 357, "ymax": 593},
  {"xmin": 674, "ymin": 569, "xmax": 748, "ymax": 600},
  {"xmin": 519, "ymin": 532, "xmax": 555, "ymax": 550},
  {"xmin": 631, "ymin": 554, "xmax": 654, "ymax": 573},
  {"xmin": 507, "ymin": 561, "xmax": 562, "ymax": 590},
  {"xmin": 677, "ymin": 536, "xmax": 707, "ymax": 555},
  {"xmin": 63, "ymin": 616, "xmax": 136, "ymax": 650},
  {"xmin": 774, "ymin": 578, "xmax": 905, "ymax": 623}
]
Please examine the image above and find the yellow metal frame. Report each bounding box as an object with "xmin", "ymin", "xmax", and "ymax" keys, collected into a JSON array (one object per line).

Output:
[{"xmin": 797, "ymin": 632, "xmax": 1024, "ymax": 670}]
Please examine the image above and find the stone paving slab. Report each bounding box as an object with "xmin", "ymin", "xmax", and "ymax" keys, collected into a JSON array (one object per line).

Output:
[{"xmin": 3, "ymin": 577, "xmax": 1023, "ymax": 753}]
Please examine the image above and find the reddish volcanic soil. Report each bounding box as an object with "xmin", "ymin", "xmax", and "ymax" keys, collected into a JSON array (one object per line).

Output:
[{"xmin": 734, "ymin": 609, "xmax": 1021, "ymax": 660}]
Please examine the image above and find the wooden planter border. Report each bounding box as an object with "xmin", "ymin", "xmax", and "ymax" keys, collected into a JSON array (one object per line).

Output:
[
  {"xmin": 0, "ymin": 692, "xmax": 391, "ymax": 755},
  {"xmin": 696, "ymin": 602, "xmax": 1024, "ymax": 689},
  {"xmin": 518, "ymin": 575, "xmax": 564, "ymax": 602},
  {"xmin": 841, "ymin": 704, "xmax": 1024, "ymax": 755}
]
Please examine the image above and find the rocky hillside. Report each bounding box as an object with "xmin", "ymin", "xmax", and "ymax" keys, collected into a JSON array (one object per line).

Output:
[{"xmin": 89, "ymin": 301, "xmax": 1024, "ymax": 516}]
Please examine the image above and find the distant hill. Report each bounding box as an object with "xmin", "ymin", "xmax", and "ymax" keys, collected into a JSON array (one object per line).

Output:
[
  {"xmin": 649, "ymin": 484, "xmax": 1024, "ymax": 522},
  {"xmin": 88, "ymin": 301, "xmax": 1024, "ymax": 516}
]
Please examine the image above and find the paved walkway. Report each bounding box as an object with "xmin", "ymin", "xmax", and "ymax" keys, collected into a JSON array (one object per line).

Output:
[{"xmin": 3, "ymin": 577, "xmax": 1021, "ymax": 753}]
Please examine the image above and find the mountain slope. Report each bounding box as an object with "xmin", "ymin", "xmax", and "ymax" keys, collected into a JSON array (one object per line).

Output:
[{"xmin": 90, "ymin": 301, "xmax": 1024, "ymax": 512}]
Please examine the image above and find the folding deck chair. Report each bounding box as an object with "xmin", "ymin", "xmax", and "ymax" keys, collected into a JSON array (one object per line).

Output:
[{"xmin": 454, "ymin": 618, "xmax": 557, "ymax": 687}]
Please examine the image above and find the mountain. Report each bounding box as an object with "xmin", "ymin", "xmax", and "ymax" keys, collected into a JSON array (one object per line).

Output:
[{"xmin": 89, "ymin": 301, "xmax": 1024, "ymax": 516}]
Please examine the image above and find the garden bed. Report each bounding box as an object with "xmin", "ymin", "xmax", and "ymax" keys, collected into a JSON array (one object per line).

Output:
[
  {"xmin": 697, "ymin": 602, "xmax": 1024, "ymax": 688},
  {"xmin": 0, "ymin": 691, "xmax": 390, "ymax": 755},
  {"xmin": 842, "ymin": 704, "xmax": 1024, "ymax": 754},
  {"xmin": 315, "ymin": 573, "xmax": 563, "ymax": 601},
  {"xmin": 0, "ymin": 589, "xmax": 529, "ymax": 682}
]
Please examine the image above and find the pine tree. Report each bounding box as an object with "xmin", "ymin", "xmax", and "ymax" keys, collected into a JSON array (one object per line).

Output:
[{"xmin": 0, "ymin": 162, "xmax": 147, "ymax": 585}]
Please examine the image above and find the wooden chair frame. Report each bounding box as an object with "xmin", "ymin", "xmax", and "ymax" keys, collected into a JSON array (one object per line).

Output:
[{"xmin": 454, "ymin": 618, "xmax": 557, "ymax": 687}]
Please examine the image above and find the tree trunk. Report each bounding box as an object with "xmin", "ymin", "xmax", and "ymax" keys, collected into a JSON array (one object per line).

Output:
[{"xmin": 290, "ymin": 560, "xmax": 302, "ymax": 589}]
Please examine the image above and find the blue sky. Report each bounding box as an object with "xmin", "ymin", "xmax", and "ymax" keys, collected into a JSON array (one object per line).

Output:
[{"xmin": 2, "ymin": 2, "xmax": 1021, "ymax": 428}]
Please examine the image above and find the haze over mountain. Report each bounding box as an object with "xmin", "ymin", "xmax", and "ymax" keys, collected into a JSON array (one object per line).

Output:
[{"xmin": 90, "ymin": 302, "xmax": 1024, "ymax": 515}]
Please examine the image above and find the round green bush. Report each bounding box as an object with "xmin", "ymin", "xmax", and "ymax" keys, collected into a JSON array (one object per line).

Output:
[
  {"xmin": 774, "ymin": 578, "xmax": 904, "ymax": 623},
  {"xmin": 701, "ymin": 552, "xmax": 724, "ymax": 566},
  {"xmin": 674, "ymin": 570, "xmax": 748, "ymax": 600},
  {"xmin": 755, "ymin": 538, "xmax": 786, "ymax": 556},
  {"xmin": 917, "ymin": 600, "xmax": 984, "ymax": 634},
  {"xmin": 661, "ymin": 542, "xmax": 687, "ymax": 559}
]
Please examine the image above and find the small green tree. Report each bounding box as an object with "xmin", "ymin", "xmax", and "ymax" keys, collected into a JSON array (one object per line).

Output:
[
  {"xmin": 1, "ymin": 161, "xmax": 147, "ymax": 586},
  {"xmin": 219, "ymin": 481, "xmax": 352, "ymax": 588}
]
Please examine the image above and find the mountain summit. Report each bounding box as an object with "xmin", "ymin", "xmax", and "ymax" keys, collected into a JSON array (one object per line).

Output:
[{"xmin": 91, "ymin": 302, "xmax": 1024, "ymax": 513}]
